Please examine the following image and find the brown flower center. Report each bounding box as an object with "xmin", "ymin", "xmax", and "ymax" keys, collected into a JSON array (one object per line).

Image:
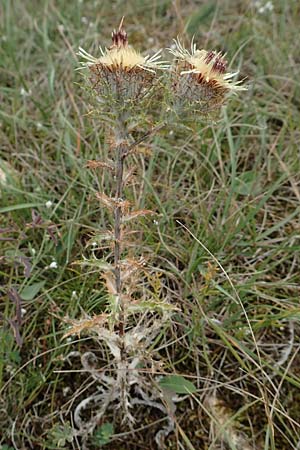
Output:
[
  {"xmin": 205, "ymin": 51, "xmax": 227, "ymax": 74},
  {"xmin": 111, "ymin": 17, "xmax": 128, "ymax": 48}
]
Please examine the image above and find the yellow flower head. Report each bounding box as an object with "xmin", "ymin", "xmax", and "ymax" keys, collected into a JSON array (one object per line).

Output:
[
  {"xmin": 169, "ymin": 38, "xmax": 246, "ymax": 115},
  {"xmin": 78, "ymin": 19, "xmax": 168, "ymax": 102}
]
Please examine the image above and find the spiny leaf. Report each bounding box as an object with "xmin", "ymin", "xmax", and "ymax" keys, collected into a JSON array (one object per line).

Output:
[
  {"xmin": 96, "ymin": 192, "xmax": 131, "ymax": 212},
  {"xmin": 123, "ymin": 166, "xmax": 137, "ymax": 185},
  {"xmin": 122, "ymin": 209, "xmax": 156, "ymax": 222},
  {"xmin": 120, "ymin": 257, "xmax": 147, "ymax": 280},
  {"xmin": 127, "ymin": 300, "xmax": 178, "ymax": 314},
  {"xmin": 95, "ymin": 192, "xmax": 116, "ymax": 211},
  {"xmin": 86, "ymin": 160, "xmax": 114, "ymax": 171},
  {"xmin": 87, "ymin": 231, "xmax": 114, "ymax": 245},
  {"xmin": 72, "ymin": 258, "xmax": 113, "ymax": 272},
  {"xmin": 63, "ymin": 313, "xmax": 109, "ymax": 338},
  {"xmin": 103, "ymin": 272, "xmax": 117, "ymax": 295},
  {"xmin": 128, "ymin": 145, "xmax": 153, "ymax": 157}
]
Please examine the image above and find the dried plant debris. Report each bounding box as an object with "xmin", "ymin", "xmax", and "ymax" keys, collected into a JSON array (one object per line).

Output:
[{"xmin": 206, "ymin": 394, "xmax": 256, "ymax": 450}]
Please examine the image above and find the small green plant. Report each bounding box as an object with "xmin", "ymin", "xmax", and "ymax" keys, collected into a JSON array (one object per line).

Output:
[
  {"xmin": 46, "ymin": 422, "xmax": 74, "ymax": 448},
  {"xmin": 92, "ymin": 423, "xmax": 114, "ymax": 446}
]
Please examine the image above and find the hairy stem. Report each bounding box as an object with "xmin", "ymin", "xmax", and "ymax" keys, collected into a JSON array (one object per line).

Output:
[
  {"xmin": 114, "ymin": 112, "xmax": 127, "ymax": 338},
  {"xmin": 114, "ymin": 110, "xmax": 129, "ymax": 419},
  {"xmin": 114, "ymin": 144, "xmax": 125, "ymax": 335}
]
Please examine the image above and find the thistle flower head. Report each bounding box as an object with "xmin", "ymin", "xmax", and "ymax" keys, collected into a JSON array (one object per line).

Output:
[
  {"xmin": 168, "ymin": 38, "xmax": 247, "ymax": 116},
  {"xmin": 78, "ymin": 18, "xmax": 168, "ymax": 103}
]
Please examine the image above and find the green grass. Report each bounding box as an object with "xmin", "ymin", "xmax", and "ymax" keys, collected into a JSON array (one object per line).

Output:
[{"xmin": 1, "ymin": 0, "xmax": 300, "ymax": 448}]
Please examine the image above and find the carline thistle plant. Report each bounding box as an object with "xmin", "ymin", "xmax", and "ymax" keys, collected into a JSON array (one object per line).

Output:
[
  {"xmin": 77, "ymin": 18, "xmax": 169, "ymax": 335},
  {"xmin": 67, "ymin": 20, "xmax": 175, "ymax": 442},
  {"xmin": 66, "ymin": 19, "xmax": 246, "ymax": 445}
]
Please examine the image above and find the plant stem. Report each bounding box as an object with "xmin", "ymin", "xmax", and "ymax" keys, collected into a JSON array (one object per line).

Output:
[
  {"xmin": 114, "ymin": 114, "xmax": 127, "ymax": 338},
  {"xmin": 113, "ymin": 113, "xmax": 163, "ymax": 339}
]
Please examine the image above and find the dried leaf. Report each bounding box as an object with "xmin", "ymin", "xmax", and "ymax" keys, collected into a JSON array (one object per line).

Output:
[
  {"xmin": 8, "ymin": 288, "xmax": 24, "ymax": 347},
  {"xmin": 87, "ymin": 231, "xmax": 114, "ymax": 247},
  {"xmin": 47, "ymin": 225, "xmax": 59, "ymax": 245},
  {"xmin": 122, "ymin": 209, "xmax": 156, "ymax": 223},
  {"xmin": 127, "ymin": 300, "xmax": 178, "ymax": 315},
  {"xmin": 0, "ymin": 227, "xmax": 14, "ymax": 233},
  {"xmin": 103, "ymin": 272, "xmax": 117, "ymax": 295},
  {"xmin": 130, "ymin": 145, "xmax": 153, "ymax": 157},
  {"xmin": 0, "ymin": 226, "xmax": 16, "ymax": 241},
  {"xmin": 116, "ymin": 199, "xmax": 131, "ymax": 212},
  {"xmin": 8, "ymin": 319, "xmax": 23, "ymax": 347},
  {"xmin": 72, "ymin": 258, "xmax": 113, "ymax": 272},
  {"xmin": 19, "ymin": 256, "xmax": 32, "ymax": 278},
  {"xmin": 8, "ymin": 288, "xmax": 22, "ymax": 325},
  {"xmin": 120, "ymin": 257, "xmax": 147, "ymax": 281},
  {"xmin": 206, "ymin": 395, "xmax": 254, "ymax": 450},
  {"xmin": 123, "ymin": 166, "xmax": 137, "ymax": 185},
  {"xmin": 63, "ymin": 313, "xmax": 109, "ymax": 338},
  {"xmin": 86, "ymin": 160, "xmax": 114, "ymax": 171},
  {"xmin": 30, "ymin": 209, "xmax": 43, "ymax": 226},
  {"xmin": 121, "ymin": 257, "xmax": 147, "ymax": 268},
  {"xmin": 119, "ymin": 230, "xmax": 141, "ymax": 250},
  {"xmin": 94, "ymin": 231, "xmax": 114, "ymax": 240},
  {"xmin": 95, "ymin": 192, "xmax": 115, "ymax": 211},
  {"xmin": 96, "ymin": 192, "xmax": 131, "ymax": 212}
]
